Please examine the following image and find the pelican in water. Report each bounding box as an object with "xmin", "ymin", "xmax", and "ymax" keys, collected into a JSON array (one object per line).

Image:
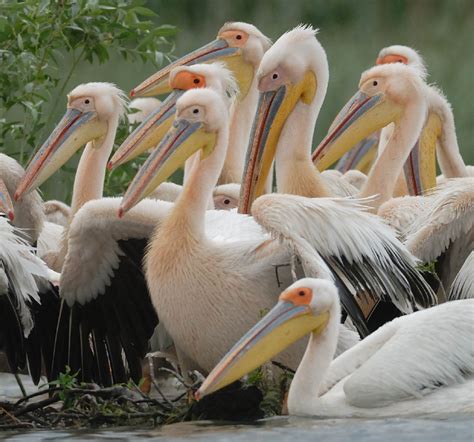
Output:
[
  {"xmin": 119, "ymin": 69, "xmax": 434, "ymax": 376},
  {"xmin": 114, "ymin": 21, "xmax": 272, "ymax": 188},
  {"xmin": 237, "ymin": 26, "xmax": 434, "ymax": 330},
  {"xmin": 197, "ymin": 278, "xmax": 474, "ymax": 417},
  {"xmin": 13, "ymin": 83, "xmax": 160, "ymax": 385},
  {"xmin": 0, "ymin": 190, "xmax": 59, "ymax": 384}
]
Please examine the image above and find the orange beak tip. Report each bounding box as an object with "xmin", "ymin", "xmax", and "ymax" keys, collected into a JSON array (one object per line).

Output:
[
  {"xmin": 13, "ymin": 191, "xmax": 20, "ymax": 202},
  {"xmin": 129, "ymin": 89, "xmax": 136, "ymax": 98},
  {"xmin": 117, "ymin": 207, "xmax": 124, "ymax": 218},
  {"xmin": 8, "ymin": 211, "xmax": 14, "ymax": 222},
  {"xmin": 194, "ymin": 390, "xmax": 201, "ymax": 401},
  {"xmin": 107, "ymin": 161, "xmax": 114, "ymax": 171}
]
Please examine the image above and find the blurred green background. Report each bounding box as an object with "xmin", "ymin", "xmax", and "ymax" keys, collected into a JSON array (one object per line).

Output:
[{"xmin": 4, "ymin": 0, "xmax": 474, "ymax": 202}]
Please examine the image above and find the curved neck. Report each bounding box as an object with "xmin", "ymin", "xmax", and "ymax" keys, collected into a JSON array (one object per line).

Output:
[
  {"xmin": 360, "ymin": 101, "xmax": 427, "ymax": 209},
  {"xmin": 275, "ymin": 96, "xmax": 330, "ymax": 198},
  {"xmin": 219, "ymin": 77, "xmax": 259, "ymax": 185},
  {"xmin": 287, "ymin": 302, "xmax": 340, "ymax": 415},
  {"xmin": 70, "ymin": 116, "xmax": 118, "ymax": 216},
  {"xmin": 169, "ymin": 125, "xmax": 229, "ymax": 239},
  {"xmin": 436, "ymin": 106, "xmax": 468, "ymax": 178}
]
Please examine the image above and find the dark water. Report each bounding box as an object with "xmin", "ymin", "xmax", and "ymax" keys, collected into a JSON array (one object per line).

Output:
[{"xmin": 3, "ymin": 415, "xmax": 474, "ymax": 441}]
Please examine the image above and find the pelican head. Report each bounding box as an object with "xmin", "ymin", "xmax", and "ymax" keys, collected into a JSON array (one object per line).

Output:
[
  {"xmin": 239, "ymin": 25, "xmax": 326, "ymax": 213},
  {"xmin": 312, "ymin": 64, "xmax": 427, "ymax": 170},
  {"xmin": 376, "ymin": 45, "xmax": 427, "ymax": 80},
  {"xmin": 119, "ymin": 88, "xmax": 229, "ymax": 216},
  {"xmin": 0, "ymin": 178, "xmax": 14, "ymax": 221},
  {"xmin": 109, "ymin": 63, "xmax": 238, "ymax": 170},
  {"xmin": 130, "ymin": 22, "xmax": 270, "ymax": 99},
  {"xmin": 196, "ymin": 278, "xmax": 335, "ymax": 400},
  {"xmin": 15, "ymin": 83, "xmax": 126, "ymax": 200}
]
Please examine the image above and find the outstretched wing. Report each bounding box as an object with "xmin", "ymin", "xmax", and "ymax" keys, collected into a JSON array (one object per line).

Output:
[
  {"xmin": 252, "ymin": 194, "xmax": 436, "ymax": 336},
  {"xmin": 51, "ymin": 198, "xmax": 172, "ymax": 386}
]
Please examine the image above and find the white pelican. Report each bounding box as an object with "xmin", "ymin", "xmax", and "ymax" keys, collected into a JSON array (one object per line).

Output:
[
  {"xmin": 112, "ymin": 62, "xmax": 243, "ymax": 209},
  {"xmin": 14, "ymin": 82, "xmax": 127, "ymax": 270},
  {"xmin": 328, "ymin": 45, "xmax": 427, "ymax": 178},
  {"xmin": 0, "ymin": 203, "xmax": 60, "ymax": 384},
  {"xmin": 0, "ymin": 154, "xmax": 63, "ymax": 256},
  {"xmin": 118, "ymin": 77, "xmax": 436, "ymax": 375},
  {"xmin": 12, "ymin": 83, "xmax": 161, "ymax": 385},
  {"xmin": 114, "ymin": 21, "xmax": 271, "ymax": 187},
  {"xmin": 308, "ymin": 58, "xmax": 472, "ymax": 297},
  {"xmin": 197, "ymin": 278, "xmax": 473, "ymax": 417},
  {"xmin": 236, "ymin": 26, "xmax": 434, "ymax": 330}
]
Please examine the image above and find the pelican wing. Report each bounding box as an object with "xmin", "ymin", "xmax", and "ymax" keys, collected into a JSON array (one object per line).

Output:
[
  {"xmin": 252, "ymin": 194, "xmax": 436, "ymax": 336},
  {"xmin": 325, "ymin": 300, "xmax": 474, "ymax": 408},
  {"xmin": 51, "ymin": 198, "xmax": 171, "ymax": 386},
  {"xmin": 449, "ymin": 252, "xmax": 474, "ymax": 300},
  {"xmin": 405, "ymin": 178, "xmax": 474, "ymax": 262},
  {"xmin": 0, "ymin": 218, "xmax": 59, "ymax": 384}
]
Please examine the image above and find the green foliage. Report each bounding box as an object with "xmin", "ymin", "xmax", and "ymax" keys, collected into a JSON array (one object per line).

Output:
[
  {"xmin": 48, "ymin": 366, "xmax": 80, "ymax": 407},
  {"xmin": 0, "ymin": 0, "xmax": 175, "ymax": 198}
]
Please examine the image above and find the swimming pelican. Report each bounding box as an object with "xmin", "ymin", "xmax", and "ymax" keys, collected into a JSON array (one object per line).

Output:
[
  {"xmin": 197, "ymin": 278, "xmax": 473, "ymax": 418},
  {"xmin": 13, "ymin": 83, "xmax": 160, "ymax": 385},
  {"xmin": 118, "ymin": 77, "xmax": 435, "ymax": 375},
  {"xmin": 115, "ymin": 22, "xmax": 271, "ymax": 187}
]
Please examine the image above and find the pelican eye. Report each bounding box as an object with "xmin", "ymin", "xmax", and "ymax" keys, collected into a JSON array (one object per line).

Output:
[
  {"xmin": 236, "ymin": 34, "xmax": 242, "ymax": 40},
  {"xmin": 224, "ymin": 198, "xmax": 230, "ymax": 205},
  {"xmin": 193, "ymin": 108, "xmax": 199, "ymax": 114},
  {"xmin": 272, "ymin": 73, "xmax": 278, "ymax": 80},
  {"xmin": 372, "ymin": 81, "xmax": 378, "ymax": 86},
  {"xmin": 193, "ymin": 78, "xmax": 200, "ymax": 84},
  {"xmin": 298, "ymin": 290, "xmax": 305, "ymax": 297},
  {"xmin": 85, "ymin": 99, "xmax": 90, "ymax": 104}
]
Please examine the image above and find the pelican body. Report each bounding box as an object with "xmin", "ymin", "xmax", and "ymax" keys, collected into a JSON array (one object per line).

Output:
[{"xmin": 198, "ymin": 278, "xmax": 474, "ymax": 418}]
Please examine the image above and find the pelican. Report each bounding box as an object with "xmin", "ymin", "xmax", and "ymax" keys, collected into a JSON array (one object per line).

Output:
[
  {"xmin": 118, "ymin": 73, "xmax": 434, "ymax": 376},
  {"xmin": 197, "ymin": 278, "xmax": 474, "ymax": 418},
  {"xmin": 236, "ymin": 26, "xmax": 434, "ymax": 329},
  {"xmin": 113, "ymin": 22, "xmax": 272, "ymax": 188},
  {"xmin": 13, "ymin": 83, "xmax": 160, "ymax": 385},
  {"xmin": 0, "ymin": 154, "xmax": 63, "ymax": 256},
  {"xmin": 310, "ymin": 65, "xmax": 473, "ymax": 298},
  {"xmin": 0, "ymin": 196, "xmax": 59, "ymax": 384},
  {"xmin": 334, "ymin": 45, "xmax": 427, "ymax": 179},
  {"xmin": 113, "ymin": 62, "xmax": 244, "ymax": 209},
  {"xmin": 15, "ymin": 82, "xmax": 127, "ymax": 270}
]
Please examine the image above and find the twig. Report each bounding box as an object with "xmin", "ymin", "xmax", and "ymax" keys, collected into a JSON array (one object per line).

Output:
[
  {"xmin": 14, "ymin": 374, "xmax": 27, "ymax": 398},
  {"xmin": 15, "ymin": 386, "xmax": 61, "ymax": 406},
  {"xmin": 271, "ymin": 361, "xmax": 295, "ymax": 374},
  {"xmin": 13, "ymin": 395, "xmax": 60, "ymax": 418}
]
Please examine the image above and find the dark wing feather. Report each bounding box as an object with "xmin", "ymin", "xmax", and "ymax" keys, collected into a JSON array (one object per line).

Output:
[{"xmin": 52, "ymin": 238, "xmax": 158, "ymax": 385}]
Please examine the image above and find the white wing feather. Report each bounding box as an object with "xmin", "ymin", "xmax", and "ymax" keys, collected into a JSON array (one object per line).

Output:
[
  {"xmin": 449, "ymin": 252, "xmax": 474, "ymax": 300},
  {"xmin": 0, "ymin": 217, "xmax": 53, "ymax": 336},
  {"xmin": 323, "ymin": 300, "xmax": 474, "ymax": 407}
]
